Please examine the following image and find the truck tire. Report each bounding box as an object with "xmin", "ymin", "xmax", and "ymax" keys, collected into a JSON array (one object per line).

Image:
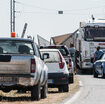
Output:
[
  {"xmin": 41, "ymin": 80, "xmax": 48, "ymax": 99},
  {"xmin": 31, "ymin": 81, "xmax": 41, "ymax": 101},
  {"xmin": 58, "ymin": 86, "xmax": 63, "ymax": 92},
  {"xmin": 69, "ymin": 73, "xmax": 74, "ymax": 83},
  {"xmin": 102, "ymin": 68, "xmax": 105, "ymax": 78},
  {"xmin": 63, "ymin": 84, "xmax": 69, "ymax": 92},
  {"xmin": 93, "ymin": 70, "xmax": 98, "ymax": 78}
]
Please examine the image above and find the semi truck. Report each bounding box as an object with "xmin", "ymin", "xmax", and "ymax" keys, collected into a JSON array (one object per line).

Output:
[{"xmin": 74, "ymin": 18, "xmax": 105, "ymax": 71}]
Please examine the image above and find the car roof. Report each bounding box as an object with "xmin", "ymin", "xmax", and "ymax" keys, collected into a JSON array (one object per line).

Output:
[
  {"xmin": 40, "ymin": 48, "xmax": 60, "ymax": 52},
  {"xmin": 40, "ymin": 45, "xmax": 67, "ymax": 49},
  {"xmin": 0, "ymin": 38, "xmax": 33, "ymax": 42},
  {"xmin": 40, "ymin": 45, "xmax": 70, "ymax": 55}
]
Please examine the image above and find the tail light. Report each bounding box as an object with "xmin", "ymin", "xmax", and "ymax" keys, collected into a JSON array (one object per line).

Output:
[
  {"xmin": 31, "ymin": 59, "xmax": 36, "ymax": 73},
  {"xmin": 69, "ymin": 59, "xmax": 72, "ymax": 68},
  {"xmin": 58, "ymin": 51, "xmax": 65, "ymax": 69},
  {"xmin": 59, "ymin": 62, "xmax": 65, "ymax": 69}
]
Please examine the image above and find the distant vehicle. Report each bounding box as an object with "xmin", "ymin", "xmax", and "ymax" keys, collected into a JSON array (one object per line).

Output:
[
  {"xmin": 93, "ymin": 53, "xmax": 105, "ymax": 78},
  {"xmin": 74, "ymin": 19, "xmax": 105, "ymax": 72},
  {"xmin": 40, "ymin": 45, "xmax": 74, "ymax": 83},
  {"xmin": 40, "ymin": 49, "xmax": 69, "ymax": 92},
  {"xmin": 0, "ymin": 38, "xmax": 48, "ymax": 101}
]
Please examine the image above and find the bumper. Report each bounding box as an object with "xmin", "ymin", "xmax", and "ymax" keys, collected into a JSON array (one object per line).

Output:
[
  {"xmin": 48, "ymin": 73, "xmax": 69, "ymax": 85},
  {"xmin": 0, "ymin": 74, "xmax": 35, "ymax": 86},
  {"xmin": 82, "ymin": 62, "xmax": 93, "ymax": 69}
]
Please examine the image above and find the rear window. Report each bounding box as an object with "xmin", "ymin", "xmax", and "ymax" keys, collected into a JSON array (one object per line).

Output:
[
  {"xmin": 0, "ymin": 40, "xmax": 34, "ymax": 55},
  {"xmin": 41, "ymin": 51, "xmax": 60, "ymax": 63},
  {"xmin": 40, "ymin": 46, "xmax": 70, "ymax": 56}
]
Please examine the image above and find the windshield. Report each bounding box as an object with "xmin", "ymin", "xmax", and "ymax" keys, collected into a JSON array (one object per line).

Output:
[
  {"xmin": 58, "ymin": 49, "xmax": 67, "ymax": 56},
  {"xmin": 41, "ymin": 51, "xmax": 60, "ymax": 63},
  {"xmin": 84, "ymin": 27, "xmax": 105, "ymax": 41},
  {"xmin": 0, "ymin": 40, "xmax": 34, "ymax": 55}
]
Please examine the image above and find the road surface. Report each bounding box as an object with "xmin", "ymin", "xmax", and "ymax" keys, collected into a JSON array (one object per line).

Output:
[{"xmin": 65, "ymin": 74, "xmax": 105, "ymax": 104}]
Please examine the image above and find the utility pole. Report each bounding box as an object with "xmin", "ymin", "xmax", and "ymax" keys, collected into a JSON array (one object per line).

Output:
[{"xmin": 10, "ymin": 0, "xmax": 15, "ymax": 33}]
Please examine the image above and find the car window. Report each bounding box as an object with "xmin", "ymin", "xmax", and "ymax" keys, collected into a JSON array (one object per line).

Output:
[
  {"xmin": 40, "ymin": 46, "xmax": 70, "ymax": 56},
  {"xmin": 0, "ymin": 40, "xmax": 34, "ymax": 55},
  {"xmin": 41, "ymin": 51, "xmax": 60, "ymax": 63},
  {"xmin": 59, "ymin": 49, "xmax": 67, "ymax": 56}
]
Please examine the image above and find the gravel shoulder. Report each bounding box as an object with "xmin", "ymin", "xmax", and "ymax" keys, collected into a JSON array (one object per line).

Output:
[{"xmin": 0, "ymin": 75, "xmax": 79, "ymax": 104}]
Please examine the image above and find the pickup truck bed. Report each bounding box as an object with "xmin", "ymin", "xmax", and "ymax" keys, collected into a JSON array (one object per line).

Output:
[{"xmin": 0, "ymin": 55, "xmax": 31, "ymax": 74}]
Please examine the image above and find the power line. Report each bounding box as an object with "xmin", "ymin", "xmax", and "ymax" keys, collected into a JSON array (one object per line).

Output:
[
  {"xmin": 13, "ymin": 1, "xmax": 105, "ymax": 18},
  {"xmin": 63, "ymin": 5, "xmax": 105, "ymax": 12},
  {"xmin": 16, "ymin": 1, "xmax": 105, "ymax": 12},
  {"xmin": 19, "ymin": 10, "xmax": 104, "ymax": 16},
  {"xmin": 15, "ymin": 1, "xmax": 58, "ymax": 11}
]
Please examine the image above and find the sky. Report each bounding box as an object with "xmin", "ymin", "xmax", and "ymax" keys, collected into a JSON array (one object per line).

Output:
[{"xmin": 0, "ymin": 0, "xmax": 105, "ymax": 42}]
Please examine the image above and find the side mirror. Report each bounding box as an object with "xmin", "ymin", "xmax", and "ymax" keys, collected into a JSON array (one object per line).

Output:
[
  {"xmin": 66, "ymin": 61, "xmax": 68, "ymax": 64},
  {"xmin": 41, "ymin": 53, "xmax": 49, "ymax": 60}
]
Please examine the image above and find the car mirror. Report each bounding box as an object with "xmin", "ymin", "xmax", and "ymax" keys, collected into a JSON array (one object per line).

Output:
[
  {"xmin": 41, "ymin": 53, "xmax": 49, "ymax": 60},
  {"xmin": 66, "ymin": 61, "xmax": 68, "ymax": 64}
]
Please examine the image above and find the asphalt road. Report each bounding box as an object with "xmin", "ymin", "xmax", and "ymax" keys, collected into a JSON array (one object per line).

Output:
[{"xmin": 65, "ymin": 74, "xmax": 105, "ymax": 104}]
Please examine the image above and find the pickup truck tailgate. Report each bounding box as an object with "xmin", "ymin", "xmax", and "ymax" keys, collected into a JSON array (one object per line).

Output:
[{"xmin": 0, "ymin": 55, "xmax": 31, "ymax": 74}]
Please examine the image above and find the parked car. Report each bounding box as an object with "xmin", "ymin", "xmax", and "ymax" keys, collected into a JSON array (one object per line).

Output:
[
  {"xmin": 0, "ymin": 38, "xmax": 48, "ymax": 101},
  {"xmin": 93, "ymin": 53, "xmax": 105, "ymax": 78},
  {"xmin": 40, "ymin": 49, "xmax": 69, "ymax": 92},
  {"xmin": 40, "ymin": 45, "xmax": 74, "ymax": 83}
]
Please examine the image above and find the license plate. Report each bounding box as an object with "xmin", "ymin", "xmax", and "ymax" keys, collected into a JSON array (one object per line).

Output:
[
  {"xmin": 48, "ymin": 79, "xmax": 54, "ymax": 84},
  {"xmin": 0, "ymin": 77, "xmax": 13, "ymax": 83}
]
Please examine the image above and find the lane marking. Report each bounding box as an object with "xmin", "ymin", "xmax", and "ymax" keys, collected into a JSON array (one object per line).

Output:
[
  {"xmin": 79, "ymin": 81, "xmax": 83, "ymax": 87},
  {"xmin": 64, "ymin": 81, "xmax": 83, "ymax": 104}
]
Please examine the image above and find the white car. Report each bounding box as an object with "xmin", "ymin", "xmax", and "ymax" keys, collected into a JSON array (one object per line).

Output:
[
  {"xmin": 40, "ymin": 49, "xmax": 69, "ymax": 92},
  {"xmin": 40, "ymin": 45, "xmax": 74, "ymax": 83}
]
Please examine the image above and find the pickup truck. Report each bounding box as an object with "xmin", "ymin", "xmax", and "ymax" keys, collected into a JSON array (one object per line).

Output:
[{"xmin": 0, "ymin": 38, "xmax": 48, "ymax": 101}]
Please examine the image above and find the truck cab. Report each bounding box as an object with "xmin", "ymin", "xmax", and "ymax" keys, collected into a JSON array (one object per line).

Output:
[{"xmin": 75, "ymin": 19, "xmax": 105, "ymax": 71}]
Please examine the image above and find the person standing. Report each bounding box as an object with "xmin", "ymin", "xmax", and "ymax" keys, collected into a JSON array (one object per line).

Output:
[
  {"xmin": 69, "ymin": 43, "xmax": 76, "ymax": 74},
  {"xmin": 93, "ymin": 46, "xmax": 104, "ymax": 62}
]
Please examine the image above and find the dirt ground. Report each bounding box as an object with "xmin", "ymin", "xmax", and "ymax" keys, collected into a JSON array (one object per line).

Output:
[{"xmin": 0, "ymin": 75, "xmax": 79, "ymax": 104}]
